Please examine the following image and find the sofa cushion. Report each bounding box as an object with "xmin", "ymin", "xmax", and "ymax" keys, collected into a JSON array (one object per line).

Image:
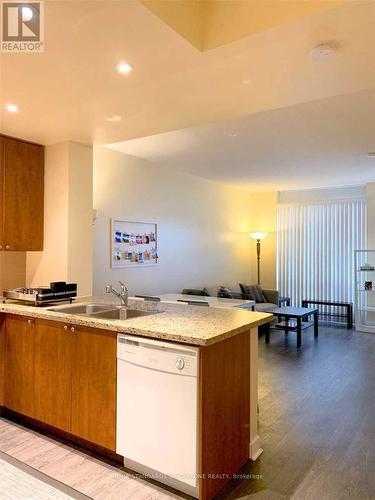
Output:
[
  {"xmin": 254, "ymin": 302, "xmax": 278, "ymax": 312},
  {"xmin": 226, "ymin": 291, "xmax": 244, "ymax": 300},
  {"xmin": 240, "ymin": 283, "xmax": 267, "ymax": 303},
  {"xmin": 262, "ymin": 289, "xmax": 279, "ymax": 305},
  {"xmin": 203, "ymin": 285, "xmax": 245, "ymax": 299}
]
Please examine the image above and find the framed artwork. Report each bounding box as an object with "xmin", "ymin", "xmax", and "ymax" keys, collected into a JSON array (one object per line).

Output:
[{"xmin": 110, "ymin": 219, "xmax": 158, "ymax": 268}]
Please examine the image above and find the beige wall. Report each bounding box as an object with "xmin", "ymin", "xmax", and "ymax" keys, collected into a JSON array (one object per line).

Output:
[
  {"xmin": 248, "ymin": 192, "xmax": 278, "ymax": 289},
  {"xmin": 27, "ymin": 141, "xmax": 93, "ymax": 296},
  {"xmin": 18, "ymin": 141, "xmax": 278, "ymax": 300},
  {"xmin": 93, "ymin": 147, "xmax": 256, "ymax": 296},
  {"xmin": 202, "ymin": 0, "xmax": 347, "ymax": 50},
  {"xmin": 0, "ymin": 253, "xmax": 26, "ymax": 292},
  {"xmin": 140, "ymin": 0, "xmax": 346, "ymax": 52},
  {"xmin": 67, "ymin": 142, "xmax": 93, "ymax": 295},
  {"xmin": 27, "ymin": 142, "xmax": 69, "ymax": 287}
]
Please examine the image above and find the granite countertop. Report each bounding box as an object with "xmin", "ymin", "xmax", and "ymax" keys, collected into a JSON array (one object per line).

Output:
[{"xmin": 0, "ymin": 297, "xmax": 273, "ymax": 346}]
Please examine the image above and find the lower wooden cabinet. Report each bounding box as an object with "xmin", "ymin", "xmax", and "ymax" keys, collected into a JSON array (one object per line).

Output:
[
  {"xmin": 3, "ymin": 315, "xmax": 117, "ymax": 451},
  {"xmin": 71, "ymin": 326, "xmax": 116, "ymax": 450},
  {"xmin": 33, "ymin": 319, "xmax": 73, "ymax": 432},
  {"xmin": 4, "ymin": 315, "xmax": 34, "ymax": 417},
  {"xmin": 0, "ymin": 315, "xmax": 6, "ymax": 407}
]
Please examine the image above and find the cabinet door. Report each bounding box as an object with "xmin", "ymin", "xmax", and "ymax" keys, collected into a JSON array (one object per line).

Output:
[
  {"xmin": 0, "ymin": 315, "xmax": 5, "ymax": 407},
  {"xmin": 71, "ymin": 326, "xmax": 116, "ymax": 450},
  {"xmin": 0, "ymin": 137, "xmax": 4, "ymax": 248},
  {"xmin": 4, "ymin": 315, "xmax": 34, "ymax": 416},
  {"xmin": 33, "ymin": 319, "xmax": 73, "ymax": 431},
  {"xmin": 2, "ymin": 137, "xmax": 44, "ymax": 251}
]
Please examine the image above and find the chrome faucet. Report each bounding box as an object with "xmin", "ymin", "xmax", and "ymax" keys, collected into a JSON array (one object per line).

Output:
[{"xmin": 104, "ymin": 281, "xmax": 129, "ymax": 307}]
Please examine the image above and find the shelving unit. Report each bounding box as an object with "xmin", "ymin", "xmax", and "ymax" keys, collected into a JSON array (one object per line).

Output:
[{"xmin": 354, "ymin": 250, "xmax": 375, "ymax": 333}]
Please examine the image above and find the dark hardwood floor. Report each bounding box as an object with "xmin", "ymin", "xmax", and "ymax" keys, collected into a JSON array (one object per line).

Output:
[{"xmin": 217, "ymin": 323, "xmax": 375, "ymax": 499}]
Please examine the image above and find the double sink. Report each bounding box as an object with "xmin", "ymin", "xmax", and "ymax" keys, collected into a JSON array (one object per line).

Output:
[{"xmin": 48, "ymin": 303, "xmax": 156, "ymax": 321}]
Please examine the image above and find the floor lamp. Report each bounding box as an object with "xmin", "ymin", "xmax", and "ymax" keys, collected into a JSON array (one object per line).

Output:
[{"xmin": 249, "ymin": 232, "xmax": 268, "ymax": 285}]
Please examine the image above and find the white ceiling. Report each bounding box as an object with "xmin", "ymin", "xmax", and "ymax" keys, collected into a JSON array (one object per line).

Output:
[
  {"xmin": 1, "ymin": 1, "xmax": 374, "ymax": 147},
  {"xmin": 109, "ymin": 88, "xmax": 375, "ymax": 191},
  {"xmin": 1, "ymin": 0, "xmax": 374, "ymax": 191}
]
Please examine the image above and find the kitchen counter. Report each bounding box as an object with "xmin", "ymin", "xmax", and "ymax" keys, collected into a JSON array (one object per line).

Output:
[
  {"xmin": 0, "ymin": 296, "xmax": 271, "ymax": 498},
  {"xmin": 0, "ymin": 296, "xmax": 272, "ymax": 346}
]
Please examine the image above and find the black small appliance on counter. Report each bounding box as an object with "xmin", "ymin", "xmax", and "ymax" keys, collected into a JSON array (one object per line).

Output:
[{"xmin": 2, "ymin": 282, "xmax": 78, "ymax": 306}]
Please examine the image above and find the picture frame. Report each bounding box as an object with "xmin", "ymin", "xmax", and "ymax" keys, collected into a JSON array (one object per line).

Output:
[{"xmin": 110, "ymin": 218, "xmax": 158, "ymax": 268}]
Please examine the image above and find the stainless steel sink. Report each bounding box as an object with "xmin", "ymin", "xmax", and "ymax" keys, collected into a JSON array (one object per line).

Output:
[
  {"xmin": 48, "ymin": 303, "xmax": 156, "ymax": 321},
  {"xmin": 49, "ymin": 303, "xmax": 116, "ymax": 315},
  {"xmin": 92, "ymin": 308, "xmax": 154, "ymax": 320}
]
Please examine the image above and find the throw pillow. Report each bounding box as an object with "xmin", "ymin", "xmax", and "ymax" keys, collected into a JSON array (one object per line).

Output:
[
  {"xmin": 239, "ymin": 283, "xmax": 266, "ymax": 303},
  {"xmin": 218, "ymin": 286, "xmax": 243, "ymax": 299},
  {"xmin": 218, "ymin": 286, "xmax": 233, "ymax": 298},
  {"xmin": 182, "ymin": 288, "xmax": 209, "ymax": 296},
  {"xmin": 204, "ymin": 286, "xmax": 221, "ymax": 297}
]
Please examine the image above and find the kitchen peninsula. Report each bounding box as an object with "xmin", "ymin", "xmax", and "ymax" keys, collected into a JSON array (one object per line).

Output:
[{"xmin": 0, "ymin": 298, "xmax": 272, "ymax": 500}]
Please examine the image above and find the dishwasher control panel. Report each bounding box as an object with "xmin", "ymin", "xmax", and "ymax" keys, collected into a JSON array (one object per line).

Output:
[{"xmin": 117, "ymin": 334, "xmax": 199, "ymax": 376}]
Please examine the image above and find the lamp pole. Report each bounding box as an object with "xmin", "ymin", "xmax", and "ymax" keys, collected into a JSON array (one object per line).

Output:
[
  {"xmin": 249, "ymin": 232, "xmax": 267, "ymax": 286},
  {"xmin": 256, "ymin": 238, "xmax": 261, "ymax": 285}
]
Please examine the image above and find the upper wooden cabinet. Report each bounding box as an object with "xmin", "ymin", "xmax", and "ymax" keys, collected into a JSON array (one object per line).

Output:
[{"xmin": 0, "ymin": 135, "xmax": 44, "ymax": 251}]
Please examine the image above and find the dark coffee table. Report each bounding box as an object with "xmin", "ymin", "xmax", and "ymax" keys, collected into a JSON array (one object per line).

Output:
[{"xmin": 262, "ymin": 306, "xmax": 318, "ymax": 348}]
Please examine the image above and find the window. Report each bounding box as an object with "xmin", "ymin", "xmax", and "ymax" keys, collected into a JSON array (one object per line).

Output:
[{"xmin": 277, "ymin": 200, "xmax": 367, "ymax": 307}]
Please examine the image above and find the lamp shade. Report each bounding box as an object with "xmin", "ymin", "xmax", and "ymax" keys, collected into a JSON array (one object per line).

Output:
[{"xmin": 249, "ymin": 232, "xmax": 267, "ymax": 241}]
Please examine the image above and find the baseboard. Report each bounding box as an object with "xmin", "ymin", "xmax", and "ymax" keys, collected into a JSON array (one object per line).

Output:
[
  {"xmin": 249, "ymin": 436, "xmax": 263, "ymax": 461},
  {"xmin": 355, "ymin": 326, "xmax": 375, "ymax": 334}
]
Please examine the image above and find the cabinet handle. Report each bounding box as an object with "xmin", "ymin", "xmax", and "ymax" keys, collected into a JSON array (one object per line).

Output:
[
  {"xmin": 0, "ymin": 245, "xmax": 2, "ymax": 250},
  {"xmin": 63, "ymin": 325, "xmax": 68, "ymax": 332},
  {"xmin": 27, "ymin": 319, "xmax": 33, "ymax": 325},
  {"xmin": 5, "ymin": 245, "xmax": 10, "ymax": 250},
  {"xmin": 70, "ymin": 326, "xmax": 76, "ymax": 333}
]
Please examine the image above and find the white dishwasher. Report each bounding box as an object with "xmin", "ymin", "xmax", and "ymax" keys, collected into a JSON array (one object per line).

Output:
[{"xmin": 116, "ymin": 334, "xmax": 199, "ymax": 498}]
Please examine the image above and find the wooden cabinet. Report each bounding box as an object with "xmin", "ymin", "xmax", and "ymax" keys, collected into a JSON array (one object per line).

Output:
[
  {"xmin": 0, "ymin": 139, "xmax": 3, "ymax": 251},
  {"xmin": 71, "ymin": 325, "xmax": 116, "ymax": 450},
  {"xmin": 199, "ymin": 332, "xmax": 250, "ymax": 500},
  {"xmin": 0, "ymin": 315, "xmax": 5, "ymax": 408},
  {"xmin": 0, "ymin": 135, "xmax": 44, "ymax": 251},
  {"xmin": 33, "ymin": 319, "xmax": 73, "ymax": 432},
  {"xmin": 4, "ymin": 315, "xmax": 35, "ymax": 417},
  {"xmin": 3, "ymin": 316, "xmax": 117, "ymax": 451}
]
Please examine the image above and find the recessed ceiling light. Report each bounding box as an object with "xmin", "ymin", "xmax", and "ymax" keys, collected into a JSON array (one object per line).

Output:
[
  {"xmin": 105, "ymin": 115, "xmax": 122, "ymax": 122},
  {"xmin": 116, "ymin": 62, "xmax": 133, "ymax": 74},
  {"xmin": 5, "ymin": 103, "xmax": 18, "ymax": 113}
]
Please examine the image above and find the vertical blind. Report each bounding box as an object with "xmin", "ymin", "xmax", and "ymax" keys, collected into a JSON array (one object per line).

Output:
[{"xmin": 277, "ymin": 200, "xmax": 367, "ymax": 307}]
